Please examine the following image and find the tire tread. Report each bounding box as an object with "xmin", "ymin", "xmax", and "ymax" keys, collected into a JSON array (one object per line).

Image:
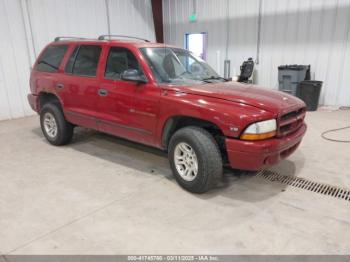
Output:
[
  {"xmin": 40, "ymin": 103, "xmax": 73, "ymax": 146},
  {"xmin": 169, "ymin": 126, "xmax": 223, "ymax": 193}
]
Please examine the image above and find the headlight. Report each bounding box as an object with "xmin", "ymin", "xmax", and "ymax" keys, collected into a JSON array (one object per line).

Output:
[{"xmin": 240, "ymin": 119, "xmax": 277, "ymax": 140}]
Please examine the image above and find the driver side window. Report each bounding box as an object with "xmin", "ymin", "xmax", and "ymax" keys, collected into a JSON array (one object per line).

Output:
[{"xmin": 105, "ymin": 47, "xmax": 143, "ymax": 80}]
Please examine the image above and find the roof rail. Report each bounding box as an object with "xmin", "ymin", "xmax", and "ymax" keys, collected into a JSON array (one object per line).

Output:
[
  {"xmin": 54, "ymin": 36, "xmax": 90, "ymax": 42},
  {"xmin": 98, "ymin": 35, "xmax": 150, "ymax": 42}
]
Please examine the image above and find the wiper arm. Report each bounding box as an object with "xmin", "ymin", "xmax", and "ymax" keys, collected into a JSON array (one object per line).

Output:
[
  {"xmin": 202, "ymin": 76, "xmax": 229, "ymax": 82},
  {"xmin": 37, "ymin": 61, "xmax": 58, "ymax": 70}
]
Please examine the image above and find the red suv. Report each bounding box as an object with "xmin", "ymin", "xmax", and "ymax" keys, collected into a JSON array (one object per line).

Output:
[{"xmin": 28, "ymin": 35, "xmax": 307, "ymax": 193}]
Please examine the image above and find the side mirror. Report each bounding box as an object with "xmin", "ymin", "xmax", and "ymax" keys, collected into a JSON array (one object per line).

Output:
[{"xmin": 121, "ymin": 69, "xmax": 147, "ymax": 83}]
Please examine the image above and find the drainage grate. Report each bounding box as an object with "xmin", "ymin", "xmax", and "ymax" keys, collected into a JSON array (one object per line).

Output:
[{"xmin": 257, "ymin": 170, "xmax": 350, "ymax": 202}]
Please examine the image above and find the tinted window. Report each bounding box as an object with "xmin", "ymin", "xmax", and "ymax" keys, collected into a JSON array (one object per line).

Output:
[
  {"xmin": 65, "ymin": 46, "xmax": 79, "ymax": 74},
  {"xmin": 36, "ymin": 45, "xmax": 68, "ymax": 72},
  {"xmin": 105, "ymin": 47, "xmax": 142, "ymax": 80},
  {"xmin": 70, "ymin": 45, "xmax": 101, "ymax": 77}
]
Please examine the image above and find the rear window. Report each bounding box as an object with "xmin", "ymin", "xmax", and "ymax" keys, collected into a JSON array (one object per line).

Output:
[
  {"xmin": 65, "ymin": 45, "xmax": 101, "ymax": 77},
  {"xmin": 36, "ymin": 45, "xmax": 68, "ymax": 72}
]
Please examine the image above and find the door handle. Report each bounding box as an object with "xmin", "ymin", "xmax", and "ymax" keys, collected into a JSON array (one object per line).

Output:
[
  {"xmin": 98, "ymin": 89, "xmax": 108, "ymax": 97},
  {"xmin": 56, "ymin": 83, "xmax": 64, "ymax": 89}
]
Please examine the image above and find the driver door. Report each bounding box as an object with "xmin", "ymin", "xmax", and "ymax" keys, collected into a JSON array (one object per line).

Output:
[{"xmin": 97, "ymin": 46, "xmax": 157, "ymax": 145}]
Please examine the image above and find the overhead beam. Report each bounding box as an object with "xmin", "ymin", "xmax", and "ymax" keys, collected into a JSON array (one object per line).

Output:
[{"xmin": 151, "ymin": 0, "xmax": 164, "ymax": 43}]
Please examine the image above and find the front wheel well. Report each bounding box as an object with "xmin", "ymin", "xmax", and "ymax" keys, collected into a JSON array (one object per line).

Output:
[{"xmin": 161, "ymin": 116, "xmax": 228, "ymax": 162}]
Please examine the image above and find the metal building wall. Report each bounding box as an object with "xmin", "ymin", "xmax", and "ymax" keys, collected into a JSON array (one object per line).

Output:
[
  {"xmin": 163, "ymin": 0, "xmax": 228, "ymax": 75},
  {"xmin": 0, "ymin": 0, "xmax": 33, "ymax": 120},
  {"xmin": 163, "ymin": 0, "xmax": 350, "ymax": 107},
  {"xmin": 0, "ymin": 0, "xmax": 155, "ymax": 121}
]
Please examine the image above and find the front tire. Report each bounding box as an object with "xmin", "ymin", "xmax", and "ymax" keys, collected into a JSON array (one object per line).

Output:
[
  {"xmin": 40, "ymin": 103, "xmax": 74, "ymax": 146},
  {"xmin": 168, "ymin": 126, "xmax": 223, "ymax": 193}
]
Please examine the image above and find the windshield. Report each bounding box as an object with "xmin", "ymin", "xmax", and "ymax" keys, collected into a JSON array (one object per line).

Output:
[{"xmin": 140, "ymin": 47, "xmax": 226, "ymax": 84}]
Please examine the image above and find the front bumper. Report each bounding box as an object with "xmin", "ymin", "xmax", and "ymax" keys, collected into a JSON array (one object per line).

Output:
[
  {"xmin": 27, "ymin": 94, "xmax": 39, "ymax": 113},
  {"xmin": 226, "ymin": 123, "xmax": 307, "ymax": 171}
]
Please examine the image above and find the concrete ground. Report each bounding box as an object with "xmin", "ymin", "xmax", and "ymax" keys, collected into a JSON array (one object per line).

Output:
[{"xmin": 0, "ymin": 109, "xmax": 349, "ymax": 255}]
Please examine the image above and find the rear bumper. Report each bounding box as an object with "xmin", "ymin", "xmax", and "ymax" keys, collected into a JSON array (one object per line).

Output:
[
  {"xmin": 226, "ymin": 123, "xmax": 307, "ymax": 171},
  {"xmin": 27, "ymin": 94, "xmax": 39, "ymax": 112}
]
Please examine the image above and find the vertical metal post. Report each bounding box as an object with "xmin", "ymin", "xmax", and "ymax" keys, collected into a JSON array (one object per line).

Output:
[
  {"xmin": 105, "ymin": 0, "xmax": 111, "ymax": 35},
  {"xmin": 225, "ymin": 0, "xmax": 230, "ymax": 60},
  {"xmin": 151, "ymin": 0, "xmax": 164, "ymax": 43},
  {"xmin": 256, "ymin": 0, "xmax": 263, "ymax": 65},
  {"xmin": 216, "ymin": 50, "xmax": 221, "ymax": 75},
  {"xmin": 224, "ymin": 60, "xmax": 231, "ymax": 79},
  {"xmin": 224, "ymin": 0, "xmax": 231, "ymax": 79}
]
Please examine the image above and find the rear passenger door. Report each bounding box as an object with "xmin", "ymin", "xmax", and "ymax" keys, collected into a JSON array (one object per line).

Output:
[{"xmin": 59, "ymin": 44, "xmax": 102, "ymax": 129}]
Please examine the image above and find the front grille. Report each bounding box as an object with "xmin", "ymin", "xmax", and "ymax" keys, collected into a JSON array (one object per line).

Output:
[
  {"xmin": 278, "ymin": 107, "xmax": 306, "ymax": 137},
  {"xmin": 280, "ymin": 107, "xmax": 304, "ymax": 121}
]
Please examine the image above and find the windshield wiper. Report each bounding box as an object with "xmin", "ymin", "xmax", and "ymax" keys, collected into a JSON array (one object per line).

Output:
[
  {"xmin": 37, "ymin": 61, "xmax": 58, "ymax": 70},
  {"xmin": 201, "ymin": 76, "xmax": 229, "ymax": 82}
]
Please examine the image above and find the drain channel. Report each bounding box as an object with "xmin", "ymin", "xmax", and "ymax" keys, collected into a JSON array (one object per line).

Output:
[{"xmin": 257, "ymin": 170, "xmax": 350, "ymax": 202}]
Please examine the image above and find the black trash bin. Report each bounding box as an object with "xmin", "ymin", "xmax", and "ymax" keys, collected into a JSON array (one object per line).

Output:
[{"xmin": 297, "ymin": 81, "xmax": 323, "ymax": 111}]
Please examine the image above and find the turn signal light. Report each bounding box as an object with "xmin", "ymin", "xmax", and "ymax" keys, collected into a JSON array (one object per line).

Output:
[{"xmin": 240, "ymin": 131, "xmax": 277, "ymax": 141}]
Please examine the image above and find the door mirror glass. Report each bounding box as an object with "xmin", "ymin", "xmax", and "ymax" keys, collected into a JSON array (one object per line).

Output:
[{"xmin": 121, "ymin": 69, "xmax": 147, "ymax": 83}]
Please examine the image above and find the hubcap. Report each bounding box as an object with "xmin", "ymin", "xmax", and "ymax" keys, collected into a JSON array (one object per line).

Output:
[
  {"xmin": 43, "ymin": 112, "xmax": 58, "ymax": 138},
  {"xmin": 174, "ymin": 142, "xmax": 198, "ymax": 181}
]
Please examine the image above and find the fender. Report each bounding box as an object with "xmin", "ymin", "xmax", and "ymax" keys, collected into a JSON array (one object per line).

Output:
[{"xmin": 156, "ymin": 89, "xmax": 275, "ymax": 148}]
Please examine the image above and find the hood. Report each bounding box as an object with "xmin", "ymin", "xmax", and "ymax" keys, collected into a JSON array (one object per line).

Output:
[{"xmin": 165, "ymin": 81, "xmax": 305, "ymax": 114}]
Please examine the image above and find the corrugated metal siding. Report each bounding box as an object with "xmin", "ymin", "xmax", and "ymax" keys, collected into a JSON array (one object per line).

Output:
[
  {"xmin": 108, "ymin": 0, "xmax": 155, "ymax": 41},
  {"xmin": 0, "ymin": 0, "xmax": 155, "ymax": 121},
  {"xmin": 27, "ymin": 0, "xmax": 109, "ymax": 55},
  {"xmin": 163, "ymin": 0, "xmax": 350, "ymax": 106},
  {"xmin": 227, "ymin": 0, "xmax": 259, "ymax": 77},
  {"xmin": 163, "ymin": 0, "xmax": 228, "ymax": 74},
  {"xmin": 28, "ymin": 0, "xmax": 156, "ymax": 54},
  {"xmin": 0, "ymin": 0, "xmax": 33, "ymax": 120}
]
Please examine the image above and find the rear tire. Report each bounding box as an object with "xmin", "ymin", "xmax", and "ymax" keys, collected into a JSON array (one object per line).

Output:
[
  {"xmin": 40, "ymin": 103, "xmax": 74, "ymax": 146},
  {"xmin": 168, "ymin": 126, "xmax": 223, "ymax": 193}
]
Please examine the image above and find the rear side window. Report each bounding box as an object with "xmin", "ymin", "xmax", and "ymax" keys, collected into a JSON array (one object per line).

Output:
[
  {"xmin": 65, "ymin": 46, "xmax": 79, "ymax": 74},
  {"xmin": 36, "ymin": 45, "xmax": 68, "ymax": 72},
  {"xmin": 105, "ymin": 47, "xmax": 142, "ymax": 80},
  {"xmin": 65, "ymin": 45, "xmax": 101, "ymax": 77}
]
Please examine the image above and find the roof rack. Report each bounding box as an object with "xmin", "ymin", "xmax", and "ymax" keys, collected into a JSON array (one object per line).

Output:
[
  {"xmin": 98, "ymin": 35, "xmax": 150, "ymax": 42},
  {"xmin": 54, "ymin": 36, "xmax": 90, "ymax": 42}
]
